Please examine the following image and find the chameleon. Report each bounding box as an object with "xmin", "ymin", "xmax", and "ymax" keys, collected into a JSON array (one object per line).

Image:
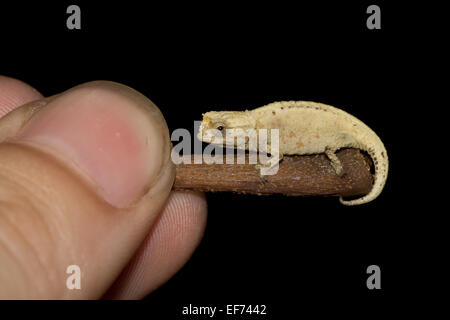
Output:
[{"xmin": 197, "ymin": 100, "xmax": 388, "ymax": 206}]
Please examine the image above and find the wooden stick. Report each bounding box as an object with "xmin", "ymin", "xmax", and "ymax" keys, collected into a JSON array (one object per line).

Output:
[{"xmin": 173, "ymin": 149, "xmax": 373, "ymax": 198}]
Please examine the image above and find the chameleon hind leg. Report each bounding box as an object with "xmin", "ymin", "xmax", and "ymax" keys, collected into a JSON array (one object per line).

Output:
[{"xmin": 325, "ymin": 147, "xmax": 344, "ymax": 177}]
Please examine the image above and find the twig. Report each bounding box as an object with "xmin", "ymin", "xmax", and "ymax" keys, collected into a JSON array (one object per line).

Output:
[{"xmin": 173, "ymin": 149, "xmax": 373, "ymax": 198}]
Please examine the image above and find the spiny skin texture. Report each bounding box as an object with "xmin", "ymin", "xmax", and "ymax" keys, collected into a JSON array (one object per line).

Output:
[{"xmin": 197, "ymin": 101, "xmax": 388, "ymax": 206}]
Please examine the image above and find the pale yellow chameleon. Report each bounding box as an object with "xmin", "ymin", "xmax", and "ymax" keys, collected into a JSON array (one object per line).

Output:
[{"xmin": 197, "ymin": 100, "xmax": 388, "ymax": 206}]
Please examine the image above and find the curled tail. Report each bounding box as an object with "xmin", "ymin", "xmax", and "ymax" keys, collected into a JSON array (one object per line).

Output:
[{"xmin": 339, "ymin": 141, "xmax": 388, "ymax": 206}]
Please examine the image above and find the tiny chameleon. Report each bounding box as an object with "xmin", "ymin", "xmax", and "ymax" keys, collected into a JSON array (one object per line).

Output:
[{"xmin": 197, "ymin": 100, "xmax": 388, "ymax": 206}]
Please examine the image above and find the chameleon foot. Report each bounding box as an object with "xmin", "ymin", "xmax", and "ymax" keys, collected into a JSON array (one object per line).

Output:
[{"xmin": 325, "ymin": 148, "xmax": 344, "ymax": 177}]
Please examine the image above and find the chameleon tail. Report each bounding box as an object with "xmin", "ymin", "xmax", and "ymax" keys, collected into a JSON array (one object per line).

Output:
[{"xmin": 339, "ymin": 142, "xmax": 388, "ymax": 206}]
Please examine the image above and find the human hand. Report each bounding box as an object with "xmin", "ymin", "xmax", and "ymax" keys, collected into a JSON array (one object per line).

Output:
[{"xmin": 0, "ymin": 76, "xmax": 207, "ymax": 299}]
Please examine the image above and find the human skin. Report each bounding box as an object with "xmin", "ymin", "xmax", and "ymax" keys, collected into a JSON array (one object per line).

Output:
[{"xmin": 0, "ymin": 76, "xmax": 207, "ymax": 299}]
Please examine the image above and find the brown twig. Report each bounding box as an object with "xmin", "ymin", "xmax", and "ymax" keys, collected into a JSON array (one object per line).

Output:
[{"xmin": 173, "ymin": 149, "xmax": 373, "ymax": 198}]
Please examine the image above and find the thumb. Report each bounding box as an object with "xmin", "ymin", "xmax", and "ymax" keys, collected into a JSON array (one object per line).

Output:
[{"xmin": 0, "ymin": 81, "xmax": 175, "ymax": 298}]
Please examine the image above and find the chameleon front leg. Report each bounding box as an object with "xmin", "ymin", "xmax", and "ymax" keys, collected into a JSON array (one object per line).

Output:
[
  {"xmin": 266, "ymin": 151, "xmax": 283, "ymax": 170},
  {"xmin": 256, "ymin": 143, "xmax": 283, "ymax": 178},
  {"xmin": 325, "ymin": 147, "xmax": 344, "ymax": 177}
]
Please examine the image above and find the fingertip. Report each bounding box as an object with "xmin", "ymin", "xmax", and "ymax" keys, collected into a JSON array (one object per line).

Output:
[
  {"xmin": 15, "ymin": 81, "xmax": 172, "ymax": 208},
  {"xmin": 0, "ymin": 76, "xmax": 43, "ymax": 118},
  {"xmin": 104, "ymin": 191, "xmax": 208, "ymax": 299}
]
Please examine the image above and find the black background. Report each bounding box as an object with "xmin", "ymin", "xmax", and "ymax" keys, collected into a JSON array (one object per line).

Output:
[{"xmin": 0, "ymin": 0, "xmax": 439, "ymax": 317}]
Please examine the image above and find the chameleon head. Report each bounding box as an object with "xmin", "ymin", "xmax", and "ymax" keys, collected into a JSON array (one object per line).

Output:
[{"xmin": 197, "ymin": 110, "xmax": 256, "ymax": 145}]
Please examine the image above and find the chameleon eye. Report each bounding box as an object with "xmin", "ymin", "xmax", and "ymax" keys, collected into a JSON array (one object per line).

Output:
[{"xmin": 217, "ymin": 125, "xmax": 224, "ymax": 131}]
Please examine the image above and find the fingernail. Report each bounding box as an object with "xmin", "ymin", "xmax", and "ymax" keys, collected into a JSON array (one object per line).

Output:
[{"xmin": 15, "ymin": 82, "xmax": 171, "ymax": 208}]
